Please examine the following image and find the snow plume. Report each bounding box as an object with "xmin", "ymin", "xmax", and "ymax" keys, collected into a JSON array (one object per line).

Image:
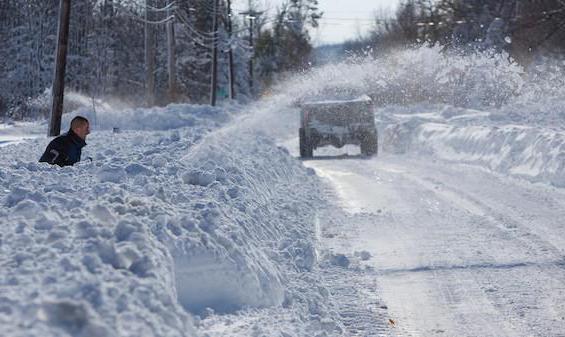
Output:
[
  {"xmin": 8, "ymin": 90, "xmax": 128, "ymax": 122},
  {"xmin": 502, "ymin": 58, "xmax": 565, "ymax": 127},
  {"xmin": 282, "ymin": 45, "xmax": 525, "ymax": 110},
  {"xmin": 19, "ymin": 90, "xmax": 235, "ymax": 132},
  {"xmin": 276, "ymin": 45, "xmax": 564, "ymax": 119},
  {"xmin": 61, "ymin": 93, "xmax": 233, "ymax": 132}
]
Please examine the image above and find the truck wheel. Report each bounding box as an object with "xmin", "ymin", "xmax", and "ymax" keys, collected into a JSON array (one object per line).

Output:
[
  {"xmin": 299, "ymin": 128, "xmax": 313, "ymax": 158},
  {"xmin": 361, "ymin": 132, "xmax": 378, "ymax": 156}
]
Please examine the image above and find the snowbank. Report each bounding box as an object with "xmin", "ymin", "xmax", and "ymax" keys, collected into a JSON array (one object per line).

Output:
[
  {"xmin": 380, "ymin": 105, "xmax": 565, "ymax": 187},
  {"xmin": 0, "ymin": 103, "xmax": 326, "ymax": 336},
  {"xmin": 414, "ymin": 123, "xmax": 565, "ymax": 187}
]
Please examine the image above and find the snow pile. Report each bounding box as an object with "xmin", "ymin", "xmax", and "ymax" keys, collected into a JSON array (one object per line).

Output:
[
  {"xmin": 170, "ymin": 128, "xmax": 321, "ymax": 314},
  {"xmin": 1, "ymin": 132, "xmax": 200, "ymax": 336},
  {"xmin": 0, "ymin": 103, "xmax": 329, "ymax": 336}
]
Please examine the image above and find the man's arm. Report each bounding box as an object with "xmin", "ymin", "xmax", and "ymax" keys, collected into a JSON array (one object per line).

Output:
[{"xmin": 39, "ymin": 138, "xmax": 71, "ymax": 166}]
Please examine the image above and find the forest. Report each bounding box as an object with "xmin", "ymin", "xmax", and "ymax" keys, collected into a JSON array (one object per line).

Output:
[{"xmin": 0, "ymin": 0, "xmax": 321, "ymax": 120}]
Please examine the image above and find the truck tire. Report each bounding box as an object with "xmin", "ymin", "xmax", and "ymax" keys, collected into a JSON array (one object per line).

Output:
[
  {"xmin": 361, "ymin": 132, "xmax": 378, "ymax": 156},
  {"xmin": 299, "ymin": 128, "xmax": 313, "ymax": 158}
]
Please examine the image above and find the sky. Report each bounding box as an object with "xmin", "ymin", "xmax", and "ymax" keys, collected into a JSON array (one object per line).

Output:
[{"xmin": 234, "ymin": 0, "xmax": 401, "ymax": 45}]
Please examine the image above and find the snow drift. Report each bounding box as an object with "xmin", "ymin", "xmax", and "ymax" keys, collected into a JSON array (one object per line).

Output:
[{"xmin": 0, "ymin": 103, "xmax": 323, "ymax": 336}]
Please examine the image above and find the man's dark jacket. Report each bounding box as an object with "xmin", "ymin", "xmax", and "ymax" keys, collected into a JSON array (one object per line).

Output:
[{"xmin": 39, "ymin": 129, "xmax": 86, "ymax": 167}]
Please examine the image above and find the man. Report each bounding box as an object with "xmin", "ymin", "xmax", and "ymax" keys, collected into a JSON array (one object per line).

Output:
[{"xmin": 39, "ymin": 116, "xmax": 90, "ymax": 167}]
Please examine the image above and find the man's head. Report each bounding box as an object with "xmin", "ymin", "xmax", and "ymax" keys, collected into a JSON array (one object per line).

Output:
[{"xmin": 70, "ymin": 116, "xmax": 90, "ymax": 141}]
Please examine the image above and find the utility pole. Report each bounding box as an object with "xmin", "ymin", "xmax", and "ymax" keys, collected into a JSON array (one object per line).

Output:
[
  {"xmin": 239, "ymin": 9, "xmax": 263, "ymax": 94},
  {"xmin": 145, "ymin": 0, "xmax": 156, "ymax": 107},
  {"xmin": 226, "ymin": 0, "xmax": 235, "ymax": 99},
  {"xmin": 166, "ymin": 0, "xmax": 177, "ymax": 102},
  {"xmin": 210, "ymin": 0, "xmax": 219, "ymax": 106},
  {"xmin": 49, "ymin": 0, "xmax": 71, "ymax": 137}
]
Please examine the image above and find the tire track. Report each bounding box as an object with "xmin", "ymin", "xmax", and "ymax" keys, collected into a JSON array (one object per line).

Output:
[
  {"xmin": 320, "ymin": 265, "xmax": 393, "ymax": 337},
  {"xmin": 308, "ymin": 155, "xmax": 565, "ymax": 336},
  {"xmin": 317, "ymin": 202, "xmax": 396, "ymax": 337}
]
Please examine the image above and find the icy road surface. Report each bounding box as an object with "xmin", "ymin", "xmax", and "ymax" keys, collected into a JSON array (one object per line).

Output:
[{"xmin": 305, "ymin": 152, "xmax": 565, "ymax": 337}]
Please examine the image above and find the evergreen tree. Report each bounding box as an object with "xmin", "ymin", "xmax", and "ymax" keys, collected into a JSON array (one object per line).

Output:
[{"xmin": 255, "ymin": 0, "xmax": 322, "ymax": 87}]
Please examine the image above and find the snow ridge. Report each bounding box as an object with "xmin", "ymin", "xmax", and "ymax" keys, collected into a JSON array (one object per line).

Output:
[
  {"xmin": 414, "ymin": 123, "xmax": 565, "ymax": 187},
  {"xmin": 380, "ymin": 105, "xmax": 565, "ymax": 188}
]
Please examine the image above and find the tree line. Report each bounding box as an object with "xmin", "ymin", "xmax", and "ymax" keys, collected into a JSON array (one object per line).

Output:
[
  {"xmin": 343, "ymin": 0, "xmax": 565, "ymax": 62},
  {"xmin": 0, "ymin": 0, "xmax": 321, "ymax": 120}
]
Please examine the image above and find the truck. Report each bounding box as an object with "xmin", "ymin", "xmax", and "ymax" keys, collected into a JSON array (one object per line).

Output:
[{"xmin": 299, "ymin": 95, "xmax": 378, "ymax": 158}]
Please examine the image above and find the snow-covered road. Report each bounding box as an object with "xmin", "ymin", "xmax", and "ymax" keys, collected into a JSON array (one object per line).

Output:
[{"xmin": 306, "ymin": 153, "xmax": 565, "ymax": 336}]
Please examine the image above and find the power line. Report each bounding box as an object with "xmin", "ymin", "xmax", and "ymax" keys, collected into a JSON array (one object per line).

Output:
[
  {"xmin": 117, "ymin": 0, "xmax": 177, "ymax": 13},
  {"xmin": 175, "ymin": 9, "xmax": 219, "ymax": 39},
  {"xmin": 321, "ymin": 17, "xmax": 378, "ymax": 22}
]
